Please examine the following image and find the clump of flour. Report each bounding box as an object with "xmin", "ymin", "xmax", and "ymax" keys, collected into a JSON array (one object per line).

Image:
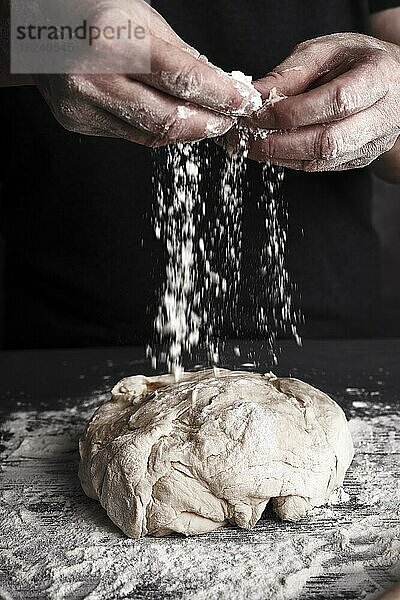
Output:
[{"xmin": 230, "ymin": 70, "xmax": 263, "ymax": 113}]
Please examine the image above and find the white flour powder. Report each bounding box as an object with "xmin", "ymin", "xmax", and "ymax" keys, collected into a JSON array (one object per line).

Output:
[
  {"xmin": 256, "ymin": 164, "xmax": 302, "ymax": 362},
  {"xmin": 149, "ymin": 73, "xmax": 301, "ymax": 375},
  {"xmin": 149, "ymin": 142, "xmax": 203, "ymax": 378}
]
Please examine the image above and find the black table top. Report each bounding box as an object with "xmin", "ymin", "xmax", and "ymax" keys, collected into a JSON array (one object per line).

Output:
[{"xmin": 0, "ymin": 339, "xmax": 399, "ymax": 413}]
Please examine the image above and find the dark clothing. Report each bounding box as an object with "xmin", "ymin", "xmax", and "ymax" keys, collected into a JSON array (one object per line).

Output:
[
  {"xmin": 369, "ymin": 0, "xmax": 400, "ymax": 11},
  {"xmin": 0, "ymin": 0, "xmax": 398, "ymax": 349}
]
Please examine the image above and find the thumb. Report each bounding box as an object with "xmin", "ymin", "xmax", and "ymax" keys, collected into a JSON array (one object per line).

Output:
[{"xmin": 253, "ymin": 37, "xmax": 346, "ymax": 100}]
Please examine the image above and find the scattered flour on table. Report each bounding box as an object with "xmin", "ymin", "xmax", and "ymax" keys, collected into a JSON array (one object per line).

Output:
[{"xmin": 0, "ymin": 401, "xmax": 399, "ymax": 600}]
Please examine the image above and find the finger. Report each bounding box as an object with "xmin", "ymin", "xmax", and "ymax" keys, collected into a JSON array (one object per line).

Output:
[
  {"xmin": 133, "ymin": 35, "xmax": 261, "ymax": 116},
  {"xmin": 80, "ymin": 105, "xmax": 201, "ymax": 148},
  {"xmin": 308, "ymin": 134, "xmax": 398, "ymax": 171},
  {"xmin": 90, "ymin": 6, "xmax": 260, "ymax": 115},
  {"xmin": 253, "ymin": 43, "xmax": 338, "ymax": 100},
  {"xmin": 91, "ymin": 75, "xmax": 234, "ymax": 143},
  {"xmin": 250, "ymin": 34, "xmax": 388, "ymax": 129},
  {"xmin": 59, "ymin": 102, "xmax": 161, "ymax": 145},
  {"xmin": 252, "ymin": 37, "xmax": 363, "ymax": 115},
  {"xmin": 254, "ymin": 135, "xmax": 395, "ymax": 172},
  {"xmin": 253, "ymin": 34, "xmax": 383, "ymax": 99},
  {"xmin": 91, "ymin": 113, "xmax": 160, "ymax": 146},
  {"xmin": 376, "ymin": 585, "xmax": 400, "ymax": 600},
  {"xmin": 89, "ymin": 121, "xmax": 159, "ymax": 145},
  {"xmin": 241, "ymin": 102, "xmax": 396, "ymax": 163},
  {"xmin": 254, "ymin": 56, "xmax": 388, "ymax": 130}
]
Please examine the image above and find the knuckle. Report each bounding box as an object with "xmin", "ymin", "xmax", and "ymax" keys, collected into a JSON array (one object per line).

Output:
[
  {"xmin": 92, "ymin": 4, "xmax": 128, "ymax": 26},
  {"xmin": 88, "ymin": 5, "xmax": 132, "ymax": 53},
  {"xmin": 317, "ymin": 126, "xmax": 343, "ymax": 160},
  {"xmin": 293, "ymin": 35, "xmax": 326, "ymax": 53},
  {"xmin": 265, "ymin": 70, "xmax": 287, "ymax": 85},
  {"xmin": 332, "ymin": 84, "xmax": 357, "ymax": 117},
  {"xmin": 369, "ymin": 47, "xmax": 389, "ymax": 67},
  {"xmin": 167, "ymin": 65, "xmax": 204, "ymax": 99}
]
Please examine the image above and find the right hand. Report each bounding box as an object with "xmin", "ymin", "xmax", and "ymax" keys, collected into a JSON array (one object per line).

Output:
[
  {"xmin": 34, "ymin": 0, "xmax": 261, "ymax": 146},
  {"xmin": 378, "ymin": 585, "xmax": 400, "ymax": 600}
]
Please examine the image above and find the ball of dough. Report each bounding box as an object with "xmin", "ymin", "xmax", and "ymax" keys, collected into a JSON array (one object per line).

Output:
[{"xmin": 79, "ymin": 369, "xmax": 354, "ymax": 538}]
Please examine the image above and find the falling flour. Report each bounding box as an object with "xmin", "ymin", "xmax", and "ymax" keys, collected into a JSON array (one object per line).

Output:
[
  {"xmin": 209, "ymin": 125, "xmax": 250, "ymax": 361},
  {"xmin": 256, "ymin": 164, "xmax": 302, "ymax": 361},
  {"xmin": 150, "ymin": 142, "xmax": 203, "ymax": 378},
  {"xmin": 149, "ymin": 72, "xmax": 301, "ymax": 376}
]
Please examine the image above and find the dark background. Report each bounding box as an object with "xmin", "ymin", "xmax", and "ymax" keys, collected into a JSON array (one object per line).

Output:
[
  {"xmin": 0, "ymin": 173, "xmax": 398, "ymax": 349},
  {"xmin": 372, "ymin": 177, "xmax": 400, "ymax": 336}
]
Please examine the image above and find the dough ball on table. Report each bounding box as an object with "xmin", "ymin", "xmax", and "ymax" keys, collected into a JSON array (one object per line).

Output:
[{"xmin": 79, "ymin": 369, "xmax": 354, "ymax": 538}]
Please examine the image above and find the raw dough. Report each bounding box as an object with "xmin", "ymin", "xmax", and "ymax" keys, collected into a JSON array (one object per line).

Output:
[{"xmin": 79, "ymin": 369, "xmax": 354, "ymax": 538}]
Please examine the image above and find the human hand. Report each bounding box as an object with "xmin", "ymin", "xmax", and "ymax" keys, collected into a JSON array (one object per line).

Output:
[
  {"xmin": 34, "ymin": 0, "xmax": 261, "ymax": 145},
  {"xmin": 224, "ymin": 33, "xmax": 400, "ymax": 171},
  {"xmin": 377, "ymin": 584, "xmax": 400, "ymax": 600}
]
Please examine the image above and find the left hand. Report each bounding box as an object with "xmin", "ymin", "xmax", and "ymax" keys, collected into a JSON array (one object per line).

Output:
[{"xmin": 224, "ymin": 33, "xmax": 400, "ymax": 172}]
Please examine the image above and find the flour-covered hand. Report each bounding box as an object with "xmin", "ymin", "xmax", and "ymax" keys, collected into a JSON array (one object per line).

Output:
[
  {"xmin": 35, "ymin": 0, "xmax": 260, "ymax": 146},
  {"xmin": 377, "ymin": 585, "xmax": 400, "ymax": 600},
  {"xmin": 227, "ymin": 33, "xmax": 400, "ymax": 171}
]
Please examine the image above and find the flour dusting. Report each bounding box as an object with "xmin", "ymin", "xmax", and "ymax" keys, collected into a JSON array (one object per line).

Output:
[{"xmin": 1, "ymin": 399, "xmax": 399, "ymax": 599}]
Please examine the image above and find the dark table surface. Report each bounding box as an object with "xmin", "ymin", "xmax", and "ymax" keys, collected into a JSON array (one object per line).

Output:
[
  {"xmin": 0, "ymin": 340, "xmax": 399, "ymax": 600},
  {"xmin": 1, "ymin": 338, "xmax": 400, "ymax": 412}
]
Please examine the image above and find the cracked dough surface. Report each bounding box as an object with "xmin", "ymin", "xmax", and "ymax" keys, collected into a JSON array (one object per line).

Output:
[{"xmin": 79, "ymin": 369, "xmax": 354, "ymax": 538}]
